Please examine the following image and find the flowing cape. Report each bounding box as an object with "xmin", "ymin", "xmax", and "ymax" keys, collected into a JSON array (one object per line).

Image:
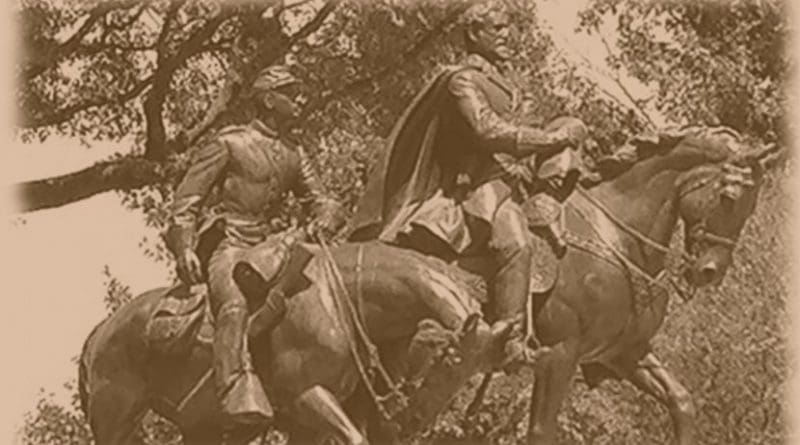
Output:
[{"xmin": 350, "ymin": 68, "xmax": 462, "ymax": 242}]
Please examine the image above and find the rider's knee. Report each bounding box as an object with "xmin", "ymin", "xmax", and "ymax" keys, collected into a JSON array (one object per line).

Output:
[
  {"xmin": 491, "ymin": 209, "xmax": 530, "ymax": 261},
  {"xmin": 208, "ymin": 274, "xmax": 246, "ymax": 315},
  {"xmin": 215, "ymin": 299, "xmax": 248, "ymax": 321},
  {"xmin": 491, "ymin": 203, "xmax": 529, "ymax": 251}
]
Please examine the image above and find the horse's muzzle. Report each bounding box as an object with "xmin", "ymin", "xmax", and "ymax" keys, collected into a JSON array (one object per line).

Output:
[{"xmin": 684, "ymin": 259, "xmax": 724, "ymax": 287}]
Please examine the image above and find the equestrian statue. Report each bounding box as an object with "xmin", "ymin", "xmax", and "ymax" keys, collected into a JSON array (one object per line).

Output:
[{"xmin": 77, "ymin": 4, "xmax": 782, "ymax": 444}]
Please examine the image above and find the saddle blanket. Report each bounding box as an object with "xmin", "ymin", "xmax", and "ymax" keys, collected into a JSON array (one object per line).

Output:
[{"xmin": 145, "ymin": 284, "xmax": 214, "ymax": 356}]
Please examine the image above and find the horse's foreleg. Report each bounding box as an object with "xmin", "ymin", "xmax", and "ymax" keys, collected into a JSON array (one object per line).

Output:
[
  {"xmin": 85, "ymin": 379, "xmax": 147, "ymax": 445},
  {"xmin": 465, "ymin": 372, "xmax": 493, "ymax": 418},
  {"xmin": 290, "ymin": 385, "xmax": 367, "ymax": 445},
  {"xmin": 526, "ymin": 339, "xmax": 579, "ymax": 445},
  {"xmin": 625, "ymin": 353, "xmax": 695, "ymax": 445}
]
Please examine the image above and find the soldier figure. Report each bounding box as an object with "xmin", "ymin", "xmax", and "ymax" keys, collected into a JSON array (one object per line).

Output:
[
  {"xmin": 351, "ymin": 4, "xmax": 588, "ymax": 368},
  {"xmin": 164, "ymin": 66, "xmax": 344, "ymax": 428}
]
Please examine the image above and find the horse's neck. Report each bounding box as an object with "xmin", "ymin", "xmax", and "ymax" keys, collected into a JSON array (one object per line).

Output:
[{"xmin": 588, "ymin": 156, "xmax": 682, "ymax": 272}]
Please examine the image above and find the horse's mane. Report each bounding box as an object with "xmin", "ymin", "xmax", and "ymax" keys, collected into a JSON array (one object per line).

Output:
[{"xmin": 582, "ymin": 126, "xmax": 749, "ymax": 187}]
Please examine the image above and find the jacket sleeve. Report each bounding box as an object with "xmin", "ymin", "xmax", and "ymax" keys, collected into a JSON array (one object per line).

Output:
[
  {"xmin": 165, "ymin": 136, "xmax": 229, "ymax": 254},
  {"xmin": 448, "ymin": 70, "xmax": 568, "ymax": 158}
]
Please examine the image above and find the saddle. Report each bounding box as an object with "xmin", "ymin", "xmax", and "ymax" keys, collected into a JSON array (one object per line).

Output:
[
  {"xmin": 523, "ymin": 191, "xmax": 567, "ymax": 294},
  {"xmin": 519, "ymin": 142, "xmax": 583, "ymax": 293},
  {"xmin": 144, "ymin": 234, "xmax": 310, "ymax": 356},
  {"xmin": 527, "ymin": 229, "xmax": 560, "ymax": 294},
  {"xmin": 145, "ymin": 284, "xmax": 213, "ymax": 356}
]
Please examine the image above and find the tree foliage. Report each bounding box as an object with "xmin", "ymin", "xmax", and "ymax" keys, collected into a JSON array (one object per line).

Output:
[
  {"xmin": 21, "ymin": 381, "xmax": 92, "ymax": 445},
  {"xmin": 577, "ymin": 0, "xmax": 789, "ymax": 141},
  {"xmin": 14, "ymin": 0, "xmax": 473, "ymax": 211},
  {"xmin": 14, "ymin": 0, "xmax": 647, "ymax": 214},
  {"xmin": 16, "ymin": 0, "xmax": 790, "ymax": 444}
]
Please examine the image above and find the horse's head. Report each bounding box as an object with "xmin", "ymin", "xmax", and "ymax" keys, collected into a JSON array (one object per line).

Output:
[{"xmin": 675, "ymin": 141, "xmax": 781, "ymax": 286}]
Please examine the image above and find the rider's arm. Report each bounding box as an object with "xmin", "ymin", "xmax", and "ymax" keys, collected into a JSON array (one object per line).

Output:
[
  {"xmin": 448, "ymin": 70, "xmax": 571, "ymax": 158},
  {"xmin": 165, "ymin": 136, "xmax": 230, "ymax": 255}
]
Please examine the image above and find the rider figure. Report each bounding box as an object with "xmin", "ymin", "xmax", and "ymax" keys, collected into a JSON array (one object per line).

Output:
[
  {"xmin": 164, "ymin": 66, "xmax": 344, "ymax": 429},
  {"xmin": 351, "ymin": 3, "xmax": 588, "ymax": 368}
]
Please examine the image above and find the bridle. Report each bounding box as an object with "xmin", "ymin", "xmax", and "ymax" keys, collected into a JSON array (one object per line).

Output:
[
  {"xmin": 678, "ymin": 162, "xmax": 756, "ymax": 254},
  {"xmin": 574, "ymin": 160, "xmax": 753, "ymax": 302}
]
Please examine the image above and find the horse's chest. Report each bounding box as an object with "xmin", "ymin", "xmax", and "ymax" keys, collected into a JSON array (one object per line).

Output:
[{"xmin": 626, "ymin": 274, "xmax": 670, "ymax": 340}]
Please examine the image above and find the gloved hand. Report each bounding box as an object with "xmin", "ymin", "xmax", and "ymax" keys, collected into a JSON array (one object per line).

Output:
[
  {"xmin": 309, "ymin": 199, "xmax": 348, "ymax": 240},
  {"xmin": 630, "ymin": 127, "xmax": 691, "ymax": 148},
  {"xmin": 176, "ymin": 248, "xmax": 203, "ymax": 284},
  {"xmin": 553, "ymin": 119, "xmax": 589, "ymax": 148},
  {"xmin": 164, "ymin": 223, "xmax": 201, "ymax": 284}
]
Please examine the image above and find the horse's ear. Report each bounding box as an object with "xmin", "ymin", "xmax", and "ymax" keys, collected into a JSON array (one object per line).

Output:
[
  {"xmin": 629, "ymin": 128, "xmax": 690, "ymax": 153},
  {"xmin": 754, "ymin": 143, "xmax": 786, "ymax": 172},
  {"xmin": 736, "ymin": 142, "xmax": 785, "ymax": 178}
]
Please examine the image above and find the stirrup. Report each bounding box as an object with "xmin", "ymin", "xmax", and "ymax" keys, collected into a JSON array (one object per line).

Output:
[
  {"xmin": 501, "ymin": 338, "xmax": 551, "ymax": 375},
  {"xmin": 524, "ymin": 332, "xmax": 544, "ymax": 350}
]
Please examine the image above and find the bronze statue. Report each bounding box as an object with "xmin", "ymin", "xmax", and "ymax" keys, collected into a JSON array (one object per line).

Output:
[
  {"xmin": 78, "ymin": 126, "xmax": 777, "ymax": 444},
  {"xmin": 350, "ymin": 5, "xmax": 588, "ymax": 368},
  {"xmin": 74, "ymin": 4, "xmax": 784, "ymax": 443},
  {"xmin": 163, "ymin": 65, "xmax": 345, "ymax": 429}
]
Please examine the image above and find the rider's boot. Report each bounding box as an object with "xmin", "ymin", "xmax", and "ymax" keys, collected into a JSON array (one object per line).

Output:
[
  {"xmin": 491, "ymin": 243, "xmax": 551, "ymax": 374},
  {"xmin": 547, "ymin": 220, "xmax": 567, "ymax": 258},
  {"xmin": 213, "ymin": 301, "xmax": 274, "ymax": 429}
]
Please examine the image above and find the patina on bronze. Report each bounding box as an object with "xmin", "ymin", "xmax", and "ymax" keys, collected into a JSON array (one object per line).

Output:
[
  {"xmin": 163, "ymin": 65, "xmax": 346, "ymax": 431},
  {"xmin": 78, "ymin": 125, "xmax": 776, "ymax": 444},
  {"xmin": 75, "ymin": 4, "xmax": 781, "ymax": 444},
  {"xmin": 349, "ymin": 3, "xmax": 589, "ymax": 373}
]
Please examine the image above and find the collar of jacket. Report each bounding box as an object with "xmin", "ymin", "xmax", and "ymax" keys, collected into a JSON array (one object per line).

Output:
[
  {"xmin": 464, "ymin": 53, "xmax": 516, "ymax": 105},
  {"xmin": 465, "ymin": 53, "xmax": 504, "ymax": 77},
  {"xmin": 250, "ymin": 118, "xmax": 279, "ymax": 139}
]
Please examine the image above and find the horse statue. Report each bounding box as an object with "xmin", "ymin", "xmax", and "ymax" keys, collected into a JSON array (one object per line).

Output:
[
  {"xmin": 499, "ymin": 127, "xmax": 781, "ymax": 445},
  {"xmin": 78, "ymin": 127, "xmax": 780, "ymax": 444}
]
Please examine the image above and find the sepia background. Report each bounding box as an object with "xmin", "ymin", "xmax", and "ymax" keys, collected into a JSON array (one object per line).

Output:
[{"xmin": 2, "ymin": 0, "xmax": 797, "ymax": 444}]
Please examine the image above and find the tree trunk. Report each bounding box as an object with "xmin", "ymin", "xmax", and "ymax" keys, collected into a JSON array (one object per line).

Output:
[{"xmin": 14, "ymin": 156, "xmax": 171, "ymax": 212}]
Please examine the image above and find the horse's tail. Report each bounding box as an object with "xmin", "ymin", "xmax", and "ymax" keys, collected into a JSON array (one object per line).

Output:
[{"xmin": 78, "ymin": 317, "xmax": 106, "ymax": 417}]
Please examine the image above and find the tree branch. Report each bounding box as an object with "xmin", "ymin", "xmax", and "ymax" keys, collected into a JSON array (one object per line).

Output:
[
  {"xmin": 178, "ymin": 0, "xmax": 339, "ymax": 149},
  {"xmin": 14, "ymin": 155, "xmax": 171, "ymax": 213},
  {"xmin": 20, "ymin": 1, "xmax": 143, "ymax": 81},
  {"xmin": 104, "ymin": 3, "xmax": 148, "ymax": 31},
  {"xmin": 140, "ymin": 1, "xmax": 184, "ymax": 161},
  {"xmin": 288, "ymin": 0, "xmax": 340, "ymax": 40},
  {"xmin": 78, "ymin": 41, "xmax": 158, "ymax": 54},
  {"xmin": 539, "ymin": 15, "xmax": 659, "ymax": 130},
  {"xmin": 20, "ymin": 74, "xmax": 154, "ymax": 128},
  {"xmin": 143, "ymin": 3, "xmax": 235, "ymax": 161},
  {"xmin": 301, "ymin": 3, "xmax": 467, "ymax": 121},
  {"xmin": 597, "ymin": 32, "xmax": 658, "ymax": 129}
]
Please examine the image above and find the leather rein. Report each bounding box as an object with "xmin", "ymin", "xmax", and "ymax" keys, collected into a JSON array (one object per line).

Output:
[
  {"xmin": 572, "ymin": 167, "xmax": 739, "ymax": 301},
  {"xmin": 315, "ymin": 235, "xmax": 408, "ymax": 421}
]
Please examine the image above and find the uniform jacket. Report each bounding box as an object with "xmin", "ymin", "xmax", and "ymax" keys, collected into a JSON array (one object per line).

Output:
[
  {"xmin": 166, "ymin": 119, "xmax": 331, "ymax": 261},
  {"xmin": 350, "ymin": 54, "xmax": 571, "ymax": 252}
]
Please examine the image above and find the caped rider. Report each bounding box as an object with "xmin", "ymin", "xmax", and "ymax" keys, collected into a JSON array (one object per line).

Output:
[
  {"xmin": 164, "ymin": 66, "xmax": 344, "ymax": 428},
  {"xmin": 350, "ymin": 4, "xmax": 588, "ymax": 368}
]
